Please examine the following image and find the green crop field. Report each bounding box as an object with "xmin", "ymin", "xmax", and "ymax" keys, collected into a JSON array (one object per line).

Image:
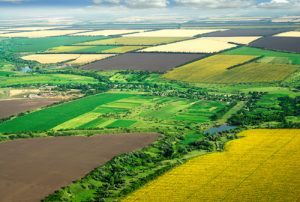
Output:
[
  {"xmin": 77, "ymin": 37, "xmax": 188, "ymax": 46},
  {"xmin": 0, "ymin": 36, "xmax": 108, "ymax": 52},
  {"xmin": 0, "ymin": 93, "xmax": 133, "ymax": 133},
  {"xmin": 102, "ymin": 45, "xmax": 146, "ymax": 53},
  {"xmin": 0, "ymin": 93, "xmax": 228, "ymax": 133},
  {"xmin": 223, "ymin": 46, "xmax": 300, "ymax": 65},
  {"xmin": 0, "ymin": 74, "xmax": 98, "ymax": 87}
]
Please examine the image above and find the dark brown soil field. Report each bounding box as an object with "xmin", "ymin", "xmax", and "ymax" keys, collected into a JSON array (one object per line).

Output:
[
  {"xmin": 202, "ymin": 28, "xmax": 293, "ymax": 37},
  {"xmin": 0, "ymin": 133, "xmax": 158, "ymax": 202},
  {"xmin": 82, "ymin": 53, "xmax": 206, "ymax": 72},
  {"xmin": 249, "ymin": 37, "xmax": 300, "ymax": 53},
  {"xmin": 0, "ymin": 99, "xmax": 60, "ymax": 119}
]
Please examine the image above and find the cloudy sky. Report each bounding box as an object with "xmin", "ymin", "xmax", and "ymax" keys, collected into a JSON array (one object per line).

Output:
[{"xmin": 0, "ymin": 0, "xmax": 299, "ymax": 22}]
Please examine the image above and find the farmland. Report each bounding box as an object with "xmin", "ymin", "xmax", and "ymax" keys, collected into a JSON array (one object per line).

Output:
[
  {"xmin": 203, "ymin": 36, "xmax": 261, "ymax": 45},
  {"xmin": 250, "ymin": 37, "xmax": 300, "ymax": 53},
  {"xmin": 163, "ymin": 55, "xmax": 258, "ymax": 83},
  {"xmin": 275, "ymin": 31, "xmax": 300, "ymax": 37},
  {"xmin": 125, "ymin": 29, "xmax": 222, "ymax": 37},
  {"xmin": 0, "ymin": 74, "xmax": 98, "ymax": 87},
  {"xmin": 72, "ymin": 29, "xmax": 147, "ymax": 36},
  {"xmin": 140, "ymin": 38, "xmax": 237, "ymax": 53},
  {"xmin": 123, "ymin": 129, "xmax": 300, "ymax": 202},
  {"xmin": 0, "ymin": 133, "xmax": 158, "ymax": 202},
  {"xmin": 0, "ymin": 36, "xmax": 108, "ymax": 52},
  {"xmin": 201, "ymin": 28, "xmax": 293, "ymax": 37},
  {"xmin": 22, "ymin": 54, "xmax": 115, "ymax": 64},
  {"xmin": 83, "ymin": 53, "xmax": 206, "ymax": 72},
  {"xmin": 222, "ymin": 46, "xmax": 300, "ymax": 64},
  {"xmin": 0, "ymin": 30, "xmax": 88, "ymax": 38},
  {"xmin": 0, "ymin": 21, "xmax": 300, "ymax": 202},
  {"xmin": 22, "ymin": 54, "xmax": 81, "ymax": 63},
  {"xmin": 0, "ymin": 98, "xmax": 61, "ymax": 119},
  {"xmin": 0, "ymin": 92, "xmax": 228, "ymax": 133},
  {"xmin": 78, "ymin": 37, "xmax": 188, "ymax": 46}
]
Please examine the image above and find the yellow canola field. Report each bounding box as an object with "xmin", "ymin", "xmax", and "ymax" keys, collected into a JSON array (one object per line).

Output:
[
  {"xmin": 22, "ymin": 54, "xmax": 113, "ymax": 64},
  {"xmin": 139, "ymin": 38, "xmax": 237, "ymax": 53},
  {"xmin": 275, "ymin": 31, "xmax": 300, "ymax": 37},
  {"xmin": 123, "ymin": 129, "xmax": 300, "ymax": 202},
  {"xmin": 126, "ymin": 29, "xmax": 224, "ymax": 37},
  {"xmin": 72, "ymin": 29, "xmax": 147, "ymax": 36},
  {"xmin": 204, "ymin": 36, "xmax": 261, "ymax": 45},
  {"xmin": 0, "ymin": 30, "xmax": 88, "ymax": 38}
]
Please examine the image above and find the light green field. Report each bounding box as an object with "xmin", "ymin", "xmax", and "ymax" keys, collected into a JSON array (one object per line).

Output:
[
  {"xmin": 223, "ymin": 46, "xmax": 300, "ymax": 65},
  {"xmin": 102, "ymin": 46, "xmax": 146, "ymax": 53},
  {"xmin": 0, "ymin": 74, "xmax": 98, "ymax": 87},
  {"xmin": 77, "ymin": 37, "xmax": 188, "ymax": 46}
]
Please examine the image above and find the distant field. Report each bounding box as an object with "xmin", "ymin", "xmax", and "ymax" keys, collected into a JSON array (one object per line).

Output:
[
  {"xmin": 203, "ymin": 36, "xmax": 261, "ymax": 45},
  {"xmin": 67, "ymin": 54, "xmax": 115, "ymax": 65},
  {"xmin": 163, "ymin": 55, "xmax": 257, "ymax": 83},
  {"xmin": 48, "ymin": 45, "xmax": 145, "ymax": 53},
  {"xmin": 22, "ymin": 53, "xmax": 114, "ymax": 64},
  {"xmin": 72, "ymin": 29, "xmax": 147, "ymax": 36},
  {"xmin": 0, "ymin": 30, "xmax": 88, "ymax": 38},
  {"xmin": 22, "ymin": 54, "xmax": 81, "ymax": 64},
  {"xmin": 223, "ymin": 46, "xmax": 300, "ymax": 64},
  {"xmin": 83, "ymin": 53, "xmax": 206, "ymax": 72},
  {"xmin": 275, "ymin": 31, "xmax": 300, "ymax": 37},
  {"xmin": 47, "ymin": 45, "xmax": 117, "ymax": 53},
  {"xmin": 250, "ymin": 36, "xmax": 300, "ymax": 53},
  {"xmin": 1, "ymin": 36, "xmax": 108, "ymax": 52},
  {"xmin": 124, "ymin": 129, "xmax": 300, "ymax": 202},
  {"xmin": 125, "ymin": 29, "xmax": 223, "ymax": 37},
  {"xmin": 3, "ymin": 26, "xmax": 63, "ymax": 31},
  {"xmin": 0, "ymin": 74, "xmax": 98, "ymax": 87},
  {"xmin": 0, "ymin": 133, "xmax": 158, "ymax": 202},
  {"xmin": 78, "ymin": 37, "xmax": 188, "ymax": 46},
  {"xmin": 140, "ymin": 38, "xmax": 236, "ymax": 53},
  {"xmin": 201, "ymin": 28, "xmax": 293, "ymax": 37},
  {"xmin": 0, "ymin": 99, "xmax": 61, "ymax": 119}
]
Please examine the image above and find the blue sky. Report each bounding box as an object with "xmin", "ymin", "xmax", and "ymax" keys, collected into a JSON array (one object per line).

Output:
[{"xmin": 0, "ymin": 0, "xmax": 298, "ymax": 22}]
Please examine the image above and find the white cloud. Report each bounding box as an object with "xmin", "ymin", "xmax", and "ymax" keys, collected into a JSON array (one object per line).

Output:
[
  {"xmin": 173, "ymin": 0, "xmax": 256, "ymax": 9},
  {"xmin": 93, "ymin": 0, "xmax": 168, "ymax": 8},
  {"xmin": 258, "ymin": 0, "xmax": 300, "ymax": 8},
  {"xmin": 125, "ymin": 0, "xmax": 168, "ymax": 8}
]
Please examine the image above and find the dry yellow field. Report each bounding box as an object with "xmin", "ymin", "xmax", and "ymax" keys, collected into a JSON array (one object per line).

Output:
[
  {"xmin": 22, "ymin": 54, "xmax": 81, "ymax": 64},
  {"xmin": 67, "ymin": 54, "xmax": 115, "ymax": 65},
  {"xmin": 72, "ymin": 29, "xmax": 147, "ymax": 36},
  {"xmin": 22, "ymin": 54, "xmax": 113, "ymax": 64},
  {"xmin": 275, "ymin": 31, "xmax": 300, "ymax": 37},
  {"xmin": 0, "ymin": 30, "xmax": 88, "ymax": 38},
  {"xmin": 204, "ymin": 36, "xmax": 261, "ymax": 45},
  {"xmin": 140, "ymin": 38, "xmax": 237, "ymax": 53},
  {"xmin": 125, "ymin": 29, "xmax": 224, "ymax": 37},
  {"xmin": 123, "ymin": 129, "xmax": 300, "ymax": 202},
  {"xmin": 163, "ymin": 55, "xmax": 256, "ymax": 83}
]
